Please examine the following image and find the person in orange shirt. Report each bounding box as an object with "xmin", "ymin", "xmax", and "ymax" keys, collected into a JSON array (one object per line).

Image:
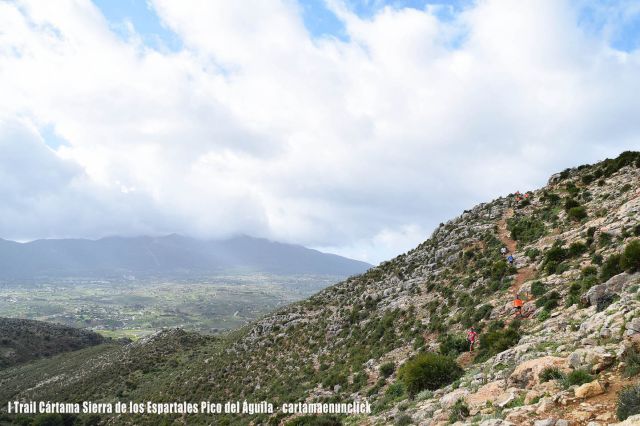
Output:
[{"xmin": 513, "ymin": 296, "xmax": 524, "ymax": 318}]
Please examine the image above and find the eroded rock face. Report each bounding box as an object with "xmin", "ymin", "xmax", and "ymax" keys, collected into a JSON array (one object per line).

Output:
[{"xmin": 508, "ymin": 356, "xmax": 568, "ymax": 389}]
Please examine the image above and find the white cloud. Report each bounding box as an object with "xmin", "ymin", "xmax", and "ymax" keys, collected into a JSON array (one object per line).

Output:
[{"xmin": 0, "ymin": 0, "xmax": 639, "ymax": 263}]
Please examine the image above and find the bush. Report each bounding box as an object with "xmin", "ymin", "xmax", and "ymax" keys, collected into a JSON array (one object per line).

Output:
[
  {"xmin": 415, "ymin": 389, "xmax": 433, "ymax": 401},
  {"xmin": 621, "ymin": 240, "xmax": 640, "ymax": 272},
  {"xmin": 545, "ymin": 244, "xmax": 567, "ymax": 263},
  {"xmin": 525, "ymin": 247, "xmax": 541, "ymax": 260},
  {"xmin": 448, "ymin": 399, "xmax": 469, "ymax": 423},
  {"xmin": 475, "ymin": 321, "xmax": 521, "ymax": 362},
  {"xmin": 568, "ymin": 242, "xmax": 588, "ymax": 257},
  {"xmin": 617, "ymin": 384, "xmax": 640, "ymax": 421},
  {"xmin": 380, "ymin": 362, "xmax": 396, "ymax": 378},
  {"xmin": 286, "ymin": 415, "xmax": 342, "ymax": 426},
  {"xmin": 599, "ymin": 232, "xmax": 613, "ymax": 247},
  {"xmin": 385, "ymin": 382, "xmax": 406, "ymax": 398},
  {"xmin": 395, "ymin": 414, "xmax": 413, "ymax": 426},
  {"xmin": 564, "ymin": 198, "xmax": 580, "ymax": 211},
  {"xmin": 623, "ymin": 347, "xmax": 640, "ymax": 378},
  {"xmin": 600, "ymin": 254, "xmax": 623, "ymax": 282},
  {"xmin": 508, "ymin": 216, "xmax": 546, "ymax": 244},
  {"xmin": 564, "ymin": 369, "xmax": 593, "ymax": 387},
  {"xmin": 438, "ymin": 334, "xmax": 468, "ymax": 357},
  {"xmin": 398, "ymin": 353, "xmax": 463, "ymax": 396},
  {"xmin": 530, "ymin": 281, "xmax": 546, "ymax": 297},
  {"xmin": 535, "ymin": 291, "xmax": 560, "ymax": 311},
  {"xmin": 540, "ymin": 367, "xmax": 565, "ymax": 382},
  {"xmin": 568, "ymin": 206, "xmax": 588, "ymax": 221}
]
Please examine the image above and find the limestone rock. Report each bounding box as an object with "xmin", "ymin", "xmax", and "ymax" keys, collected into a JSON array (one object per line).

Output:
[
  {"xmin": 439, "ymin": 388, "xmax": 469, "ymax": 408},
  {"xmin": 466, "ymin": 380, "xmax": 505, "ymax": 408},
  {"xmin": 574, "ymin": 380, "xmax": 605, "ymax": 399},
  {"xmin": 508, "ymin": 356, "xmax": 567, "ymax": 389}
]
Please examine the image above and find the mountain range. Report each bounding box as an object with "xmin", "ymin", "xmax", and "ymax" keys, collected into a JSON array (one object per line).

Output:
[{"xmin": 0, "ymin": 234, "xmax": 372, "ymax": 279}]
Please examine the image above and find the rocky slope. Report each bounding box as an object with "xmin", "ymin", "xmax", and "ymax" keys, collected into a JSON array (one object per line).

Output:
[
  {"xmin": 1, "ymin": 152, "xmax": 639, "ymax": 426},
  {"xmin": 0, "ymin": 317, "xmax": 107, "ymax": 369}
]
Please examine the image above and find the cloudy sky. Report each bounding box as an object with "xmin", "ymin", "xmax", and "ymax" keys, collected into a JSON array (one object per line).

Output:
[{"xmin": 1, "ymin": 0, "xmax": 639, "ymax": 264}]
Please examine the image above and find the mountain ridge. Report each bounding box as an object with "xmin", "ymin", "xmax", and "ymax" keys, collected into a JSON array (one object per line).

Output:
[{"xmin": 0, "ymin": 234, "xmax": 372, "ymax": 279}]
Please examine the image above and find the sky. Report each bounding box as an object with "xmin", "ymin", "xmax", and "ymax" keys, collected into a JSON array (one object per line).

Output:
[{"xmin": 0, "ymin": 0, "xmax": 639, "ymax": 264}]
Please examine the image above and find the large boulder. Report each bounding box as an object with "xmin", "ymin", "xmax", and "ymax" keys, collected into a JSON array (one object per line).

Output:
[
  {"xmin": 439, "ymin": 388, "xmax": 470, "ymax": 408},
  {"xmin": 508, "ymin": 356, "xmax": 568, "ymax": 389},
  {"xmin": 574, "ymin": 380, "xmax": 605, "ymax": 399},
  {"xmin": 568, "ymin": 347, "xmax": 616, "ymax": 373},
  {"xmin": 466, "ymin": 381, "xmax": 505, "ymax": 408},
  {"xmin": 582, "ymin": 273, "xmax": 640, "ymax": 307}
]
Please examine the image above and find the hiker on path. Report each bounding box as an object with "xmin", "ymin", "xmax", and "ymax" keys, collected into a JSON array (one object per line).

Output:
[
  {"xmin": 500, "ymin": 247, "xmax": 507, "ymax": 255},
  {"xmin": 507, "ymin": 254, "xmax": 514, "ymax": 265},
  {"xmin": 513, "ymin": 296, "xmax": 524, "ymax": 318},
  {"xmin": 467, "ymin": 327, "xmax": 478, "ymax": 352}
]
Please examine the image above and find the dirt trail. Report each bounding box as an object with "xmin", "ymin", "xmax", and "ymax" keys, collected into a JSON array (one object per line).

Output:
[
  {"xmin": 497, "ymin": 208, "xmax": 535, "ymax": 297},
  {"xmin": 456, "ymin": 351, "xmax": 477, "ymax": 368}
]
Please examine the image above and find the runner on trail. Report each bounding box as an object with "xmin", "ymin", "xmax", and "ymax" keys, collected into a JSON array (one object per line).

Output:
[
  {"xmin": 500, "ymin": 247, "xmax": 507, "ymax": 255},
  {"xmin": 513, "ymin": 296, "xmax": 524, "ymax": 318},
  {"xmin": 467, "ymin": 327, "xmax": 478, "ymax": 352},
  {"xmin": 507, "ymin": 254, "xmax": 514, "ymax": 265}
]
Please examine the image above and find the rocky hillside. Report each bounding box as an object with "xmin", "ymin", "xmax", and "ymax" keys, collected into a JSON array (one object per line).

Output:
[
  {"xmin": 0, "ymin": 318, "xmax": 107, "ymax": 369},
  {"xmin": 1, "ymin": 152, "xmax": 640, "ymax": 426}
]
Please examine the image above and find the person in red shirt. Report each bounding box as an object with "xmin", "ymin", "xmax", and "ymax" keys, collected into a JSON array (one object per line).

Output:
[{"xmin": 467, "ymin": 327, "xmax": 478, "ymax": 352}]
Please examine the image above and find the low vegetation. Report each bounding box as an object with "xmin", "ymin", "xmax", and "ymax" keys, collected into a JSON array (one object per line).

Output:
[{"xmin": 397, "ymin": 353, "xmax": 463, "ymax": 396}]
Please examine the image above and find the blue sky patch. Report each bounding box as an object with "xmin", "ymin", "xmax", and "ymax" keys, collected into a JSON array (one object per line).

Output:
[
  {"xmin": 93, "ymin": 0, "xmax": 182, "ymax": 52},
  {"xmin": 40, "ymin": 123, "xmax": 70, "ymax": 150}
]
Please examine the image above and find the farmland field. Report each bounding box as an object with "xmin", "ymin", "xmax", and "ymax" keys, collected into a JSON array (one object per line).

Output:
[{"xmin": 0, "ymin": 274, "xmax": 341, "ymax": 339}]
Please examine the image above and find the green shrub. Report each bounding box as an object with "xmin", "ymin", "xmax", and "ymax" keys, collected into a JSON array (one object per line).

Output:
[
  {"xmin": 525, "ymin": 247, "xmax": 541, "ymax": 260},
  {"xmin": 438, "ymin": 334, "xmax": 469, "ymax": 357},
  {"xmin": 617, "ymin": 384, "xmax": 640, "ymax": 421},
  {"xmin": 380, "ymin": 362, "xmax": 396, "ymax": 378},
  {"xmin": 581, "ymin": 174, "xmax": 594, "ymax": 184},
  {"xmin": 624, "ymin": 347, "xmax": 640, "ymax": 378},
  {"xmin": 540, "ymin": 367, "xmax": 565, "ymax": 382},
  {"xmin": 545, "ymin": 244, "xmax": 567, "ymax": 263},
  {"xmin": 621, "ymin": 240, "xmax": 640, "ymax": 272},
  {"xmin": 535, "ymin": 291, "xmax": 560, "ymax": 311},
  {"xmin": 397, "ymin": 353, "xmax": 463, "ymax": 396},
  {"xmin": 564, "ymin": 198, "xmax": 580, "ymax": 211},
  {"xmin": 473, "ymin": 304, "xmax": 493, "ymax": 322},
  {"xmin": 600, "ymin": 254, "xmax": 623, "ymax": 282},
  {"xmin": 448, "ymin": 399, "xmax": 469, "ymax": 422},
  {"xmin": 395, "ymin": 414, "xmax": 413, "ymax": 426},
  {"xmin": 385, "ymin": 382, "xmax": 406, "ymax": 398},
  {"xmin": 633, "ymin": 224, "xmax": 640, "ymax": 237},
  {"xmin": 415, "ymin": 389, "xmax": 433, "ymax": 401},
  {"xmin": 568, "ymin": 206, "xmax": 588, "ymax": 221},
  {"xmin": 599, "ymin": 232, "xmax": 613, "ymax": 247},
  {"xmin": 286, "ymin": 415, "xmax": 342, "ymax": 426},
  {"xmin": 530, "ymin": 281, "xmax": 546, "ymax": 297},
  {"xmin": 475, "ymin": 321, "xmax": 521, "ymax": 362},
  {"xmin": 568, "ymin": 242, "xmax": 588, "ymax": 257},
  {"xmin": 507, "ymin": 216, "xmax": 546, "ymax": 244},
  {"xmin": 538, "ymin": 309, "xmax": 550, "ymax": 322},
  {"xmin": 564, "ymin": 369, "xmax": 593, "ymax": 387}
]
